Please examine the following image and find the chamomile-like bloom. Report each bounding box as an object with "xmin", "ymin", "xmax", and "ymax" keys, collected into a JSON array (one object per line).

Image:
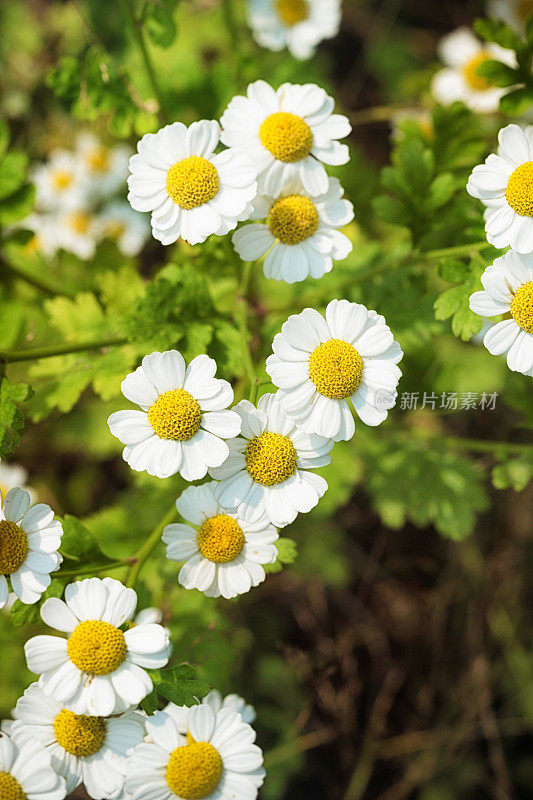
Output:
[
  {"xmin": 24, "ymin": 577, "xmax": 171, "ymax": 716},
  {"xmin": 126, "ymin": 705, "xmax": 265, "ymax": 800},
  {"xmin": 220, "ymin": 80, "xmax": 351, "ymax": 196},
  {"xmin": 32, "ymin": 150, "xmax": 86, "ymax": 212},
  {"xmin": 469, "ymin": 249, "xmax": 533, "ymax": 375},
  {"xmin": 467, "ymin": 124, "xmax": 533, "ymax": 253},
  {"xmin": 431, "ymin": 27, "xmax": 515, "ymax": 114},
  {"xmin": 162, "ymin": 482, "xmax": 278, "ymax": 599},
  {"xmin": 0, "ymin": 488, "xmax": 62, "ymax": 611},
  {"xmin": 55, "ymin": 208, "xmax": 99, "ymax": 259},
  {"xmin": 108, "ymin": 351, "xmax": 241, "ymax": 481},
  {"xmin": 266, "ymin": 301, "xmax": 403, "ymax": 438},
  {"xmin": 9, "ymin": 683, "xmax": 145, "ymax": 799},
  {"xmin": 21, "ymin": 213, "xmax": 61, "ymax": 258},
  {"xmin": 488, "ymin": 0, "xmax": 533, "ymax": 33},
  {"xmin": 247, "ymin": 0, "xmax": 341, "ymax": 60},
  {"xmin": 0, "ymin": 731, "xmax": 66, "ymax": 800},
  {"xmin": 209, "ymin": 393, "xmax": 332, "ymax": 529},
  {"xmin": 127, "ymin": 120, "xmax": 257, "ymax": 246},
  {"xmin": 98, "ymin": 201, "xmax": 150, "ymax": 256},
  {"xmin": 232, "ymin": 177, "xmax": 353, "ymax": 283},
  {"xmin": 0, "ymin": 461, "xmax": 36, "ymax": 502},
  {"xmin": 163, "ymin": 690, "xmax": 256, "ymax": 735},
  {"xmin": 76, "ymin": 133, "xmax": 131, "ymax": 199}
]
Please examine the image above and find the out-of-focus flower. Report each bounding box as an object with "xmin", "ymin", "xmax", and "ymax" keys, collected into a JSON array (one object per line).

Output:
[
  {"xmin": 32, "ymin": 149, "xmax": 87, "ymax": 211},
  {"xmin": 76, "ymin": 133, "xmax": 131, "ymax": 199},
  {"xmin": 247, "ymin": 0, "xmax": 341, "ymax": 60},
  {"xmin": 98, "ymin": 201, "xmax": 150, "ymax": 256}
]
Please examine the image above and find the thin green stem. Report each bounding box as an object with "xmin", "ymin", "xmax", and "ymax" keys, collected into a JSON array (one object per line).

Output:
[
  {"xmin": 1, "ymin": 258, "xmax": 76, "ymax": 299},
  {"xmin": 58, "ymin": 559, "xmax": 132, "ymax": 579},
  {"xmin": 235, "ymin": 261, "xmax": 257, "ymax": 395},
  {"xmin": 421, "ymin": 241, "xmax": 492, "ymax": 260},
  {"xmin": 0, "ymin": 337, "xmax": 127, "ymax": 363},
  {"xmin": 126, "ymin": 503, "xmax": 178, "ymax": 588},
  {"xmin": 118, "ymin": 0, "xmax": 169, "ymax": 123}
]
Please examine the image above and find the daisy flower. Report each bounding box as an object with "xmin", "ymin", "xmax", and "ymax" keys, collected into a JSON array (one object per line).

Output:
[
  {"xmin": 21, "ymin": 213, "xmax": 61, "ymax": 258},
  {"xmin": 32, "ymin": 149, "xmax": 87, "ymax": 212},
  {"xmin": 488, "ymin": 0, "xmax": 533, "ymax": 32},
  {"xmin": 125, "ymin": 705, "xmax": 265, "ymax": 800},
  {"xmin": 24, "ymin": 577, "xmax": 171, "ymax": 716},
  {"xmin": 127, "ymin": 120, "xmax": 257, "ymax": 246},
  {"xmin": 209, "ymin": 393, "xmax": 332, "ymax": 529},
  {"xmin": 247, "ymin": 0, "xmax": 341, "ymax": 60},
  {"xmin": 0, "ymin": 731, "xmax": 66, "ymax": 800},
  {"xmin": 467, "ymin": 124, "xmax": 533, "ymax": 253},
  {"xmin": 431, "ymin": 27, "xmax": 516, "ymax": 114},
  {"xmin": 232, "ymin": 176, "xmax": 353, "ymax": 283},
  {"xmin": 0, "ymin": 488, "xmax": 62, "ymax": 611},
  {"xmin": 55, "ymin": 208, "xmax": 99, "ymax": 259},
  {"xmin": 266, "ymin": 300, "xmax": 403, "ymax": 439},
  {"xmin": 108, "ymin": 350, "xmax": 241, "ymax": 481},
  {"xmin": 98, "ymin": 201, "xmax": 150, "ymax": 256},
  {"xmin": 220, "ymin": 80, "xmax": 351, "ymax": 196},
  {"xmin": 76, "ymin": 133, "xmax": 131, "ymax": 199},
  {"xmin": 162, "ymin": 481, "xmax": 278, "ymax": 599},
  {"xmin": 164, "ymin": 689, "xmax": 257, "ymax": 731},
  {"xmin": 0, "ymin": 460, "xmax": 36, "ymax": 502},
  {"xmin": 469, "ymin": 249, "xmax": 533, "ymax": 375},
  {"xmin": 9, "ymin": 683, "xmax": 145, "ymax": 799}
]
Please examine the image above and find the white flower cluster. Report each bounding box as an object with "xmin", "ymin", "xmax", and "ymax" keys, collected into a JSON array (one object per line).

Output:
[{"xmin": 26, "ymin": 133, "xmax": 149, "ymax": 259}]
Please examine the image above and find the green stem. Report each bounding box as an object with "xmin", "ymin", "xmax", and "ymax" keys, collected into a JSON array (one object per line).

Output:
[
  {"xmin": 0, "ymin": 337, "xmax": 127, "ymax": 363},
  {"xmin": 421, "ymin": 241, "xmax": 492, "ymax": 260},
  {"xmin": 118, "ymin": 0, "xmax": 169, "ymax": 123},
  {"xmin": 1, "ymin": 258, "xmax": 76, "ymax": 299},
  {"xmin": 222, "ymin": 0, "xmax": 243, "ymax": 84},
  {"xmin": 126, "ymin": 503, "xmax": 178, "ymax": 588},
  {"xmin": 58, "ymin": 559, "xmax": 132, "ymax": 579},
  {"xmin": 235, "ymin": 261, "xmax": 257, "ymax": 395}
]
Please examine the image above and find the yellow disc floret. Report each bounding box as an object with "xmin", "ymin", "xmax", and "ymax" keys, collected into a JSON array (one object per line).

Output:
[
  {"xmin": 259, "ymin": 112, "xmax": 313, "ymax": 163},
  {"xmin": 462, "ymin": 52, "xmax": 492, "ymax": 92},
  {"xmin": 86, "ymin": 147, "xmax": 110, "ymax": 173},
  {"xmin": 0, "ymin": 772, "xmax": 26, "ymax": 800},
  {"xmin": 148, "ymin": 389, "xmax": 202, "ymax": 441},
  {"xmin": 309, "ymin": 339, "xmax": 364, "ymax": 399},
  {"xmin": 53, "ymin": 709, "xmax": 107, "ymax": 757},
  {"xmin": 268, "ymin": 195, "xmax": 319, "ymax": 244},
  {"xmin": 275, "ymin": 0, "xmax": 309, "ymax": 26},
  {"xmin": 505, "ymin": 161, "xmax": 533, "ymax": 217},
  {"xmin": 246, "ymin": 431, "xmax": 297, "ymax": 486},
  {"xmin": 166, "ymin": 742, "xmax": 223, "ymax": 800},
  {"xmin": 166, "ymin": 157, "xmax": 219, "ymax": 209},
  {"xmin": 67, "ymin": 620, "xmax": 127, "ymax": 675},
  {"xmin": 68, "ymin": 212, "xmax": 91, "ymax": 235},
  {"xmin": 510, "ymin": 281, "xmax": 533, "ymax": 333},
  {"xmin": 0, "ymin": 521, "xmax": 28, "ymax": 575},
  {"xmin": 197, "ymin": 515, "xmax": 244, "ymax": 564},
  {"xmin": 52, "ymin": 170, "xmax": 73, "ymax": 190}
]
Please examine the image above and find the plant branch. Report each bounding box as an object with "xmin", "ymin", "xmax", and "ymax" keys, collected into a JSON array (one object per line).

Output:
[
  {"xmin": 125, "ymin": 503, "xmax": 178, "ymax": 588},
  {"xmin": 421, "ymin": 241, "xmax": 493, "ymax": 260},
  {"xmin": 58, "ymin": 558, "xmax": 133, "ymax": 579},
  {"xmin": 0, "ymin": 337, "xmax": 128, "ymax": 363},
  {"xmin": 1, "ymin": 257, "xmax": 76, "ymax": 299}
]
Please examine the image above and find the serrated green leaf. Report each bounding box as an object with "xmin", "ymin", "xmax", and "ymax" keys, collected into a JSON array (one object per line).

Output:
[
  {"xmin": 140, "ymin": 689, "xmax": 159, "ymax": 715},
  {"xmin": 148, "ymin": 664, "xmax": 210, "ymax": 707},
  {"xmin": 59, "ymin": 515, "xmax": 110, "ymax": 566},
  {"xmin": 10, "ymin": 578, "xmax": 66, "ymax": 627},
  {"xmin": 437, "ymin": 258, "xmax": 469, "ymax": 283},
  {"xmin": 0, "ymin": 377, "xmax": 33, "ymax": 458}
]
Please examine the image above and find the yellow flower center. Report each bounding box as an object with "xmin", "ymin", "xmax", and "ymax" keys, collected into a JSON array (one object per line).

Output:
[
  {"xmin": 268, "ymin": 195, "xmax": 319, "ymax": 245},
  {"xmin": 69, "ymin": 212, "xmax": 91, "ymax": 235},
  {"xmin": 67, "ymin": 620, "xmax": 127, "ymax": 675},
  {"xmin": 462, "ymin": 52, "xmax": 492, "ymax": 91},
  {"xmin": 0, "ymin": 772, "xmax": 26, "ymax": 800},
  {"xmin": 148, "ymin": 389, "xmax": 202, "ymax": 441},
  {"xmin": 0, "ymin": 521, "xmax": 28, "ymax": 575},
  {"xmin": 166, "ymin": 156, "xmax": 219, "ymax": 209},
  {"xmin": 505, "ymin": 161, "xmax": 533, "ymax": 217},
  {"xmin": 309, "ymin": 339, "xmax": 364, "ymax": 399},
  {"xmin": 86, "ymin": 147, "xmax": 110, "ymax": 173},
  {"xmin": 53, "ymin": 709, "xmax": 107, "ymax": 757},
  {"xmin": 259, "ymin": 112, "xmax": 313, "ymax": 163},
  {"xmin": 105, "ymin": 221, "xmax": 127, "ymax": 239},
  {"xmin": 165, "ymin": 742, "xmax": 223, "ymax": 800},
  {"xmin": 197, "ymin": 515, "xmax": 244, "ymax": 564},
  {"xmin": 510, "ymin": 281, "xmax": 533, "ymax": 333},
  {"xmin": 52, "ymin": 170, "xmax": 73, "ymax": 190},
  {"xmin": 275, "ymin": 0, "xmax": 309, "ymax": 26},
  {"xmin": 246, "ymin": 431, "xmax": 297, "ymax": 486}
]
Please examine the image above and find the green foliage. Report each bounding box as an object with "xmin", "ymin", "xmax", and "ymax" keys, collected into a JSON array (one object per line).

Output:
[
  {"xmin": 144, "ymin": 0, "xmax": 180, "ymax": 48},
  {"xmin": 10, "ymin": 578, "xmax": 66, "ymax": 627},
  {"xmin": 0, "ymin": 376, "xmax": 33, "ymax": 458},
  {"xmin": 59, "ymin": 515, "xmax": 112, "ymax": 571},
  {"xmin": 0, "ymin": 120, "xmax": 35, "ymax": 225},
  {"xmin": 147, "ymin": 664, "xmax": 210, "ymax": 707},
  {"xmin": 264, "ymin": 538, "xmax": 298, "ymax": 574},
  {"xmin": 474, "ymin": 16, "xmax": 533, "ymax": 115},
  {"xmin": 433, "ymin": 254, "xmax": 486, "ymax": 341},
  {"xmin": 492, "ymin": 457, "xmax": 533, "ymax": 491}
]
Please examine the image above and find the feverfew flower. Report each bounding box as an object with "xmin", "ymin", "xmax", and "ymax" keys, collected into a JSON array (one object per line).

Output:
[
  {"xmin": 98, "ymin": 201, "xmax": 150, "ymax": 256},
  {"xmin": 76, "ymin": 133, "xmax": 131, "ymax": 199},
  {"xmin": 432, "ymin": 27, "xmax": 515, "ymax": 114},
  {"xmin": 163, "ymin": 689, "xmax": 257, "ymax": 732},
  {"xmin": 24, "ymin": 577, "xmax": 171, "ymax": 716},
  {"xmin": 469, "ymin": 249, "xmax": 533, "ymax": 375},
  {"xmin": 0, "ymin": 488, "xmax": 62, "ymax": 610},
  {"xmin": 467, "ymin": 124, "xmax": 533, "ymax": 253},
  {"xmin": 247, "ymin": 0, "xmax": 341, "ymax": 60},
  {"xmin": 220, "ymin": 80, "xmax": 351, "ymax": 196},
  {"xmin": 209, "ymin": 393, "xmax": 332, "ymax": 529},
  {"xmin": 126, "ymin": 705, "xmax": 265, "ymax": 800},
  {"xmin": 21, "ymin": 214, "xmax": 61, "ymax": 258},
  {"xmin": 232, "ymin": 177, "xmax": 353, "ymax": 283},
  {"xmin": 55, "ymin": 208, "xmax": 99, "ymax": 260},
  {"xmin": 162, "ymin": 482, "xmax": 278, "ymax": 599},
  {"xmin": 127, "ymin": 120, "xmax": 257, "ymax": 245},
  {"xmin": 266, "ymin": 301, "xmax": 403, "ymax": 438},
  {"xmin": 108, "ymin": 351, "xmax": 241, "ymax": 481},
  {"xmin": 0, "ymin": 731, "xmax": 66, "ymax": 800},
  {"xmin": 32, "ymin": 149, "xmax": 86, "ymax": 211},
  {"xmin": 0, "ymin": 460, "xmax": 36, "ymax": 502},
  {"xmin": 9, "ymin": 683, "xmax": 145, "ymax": 799}
]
